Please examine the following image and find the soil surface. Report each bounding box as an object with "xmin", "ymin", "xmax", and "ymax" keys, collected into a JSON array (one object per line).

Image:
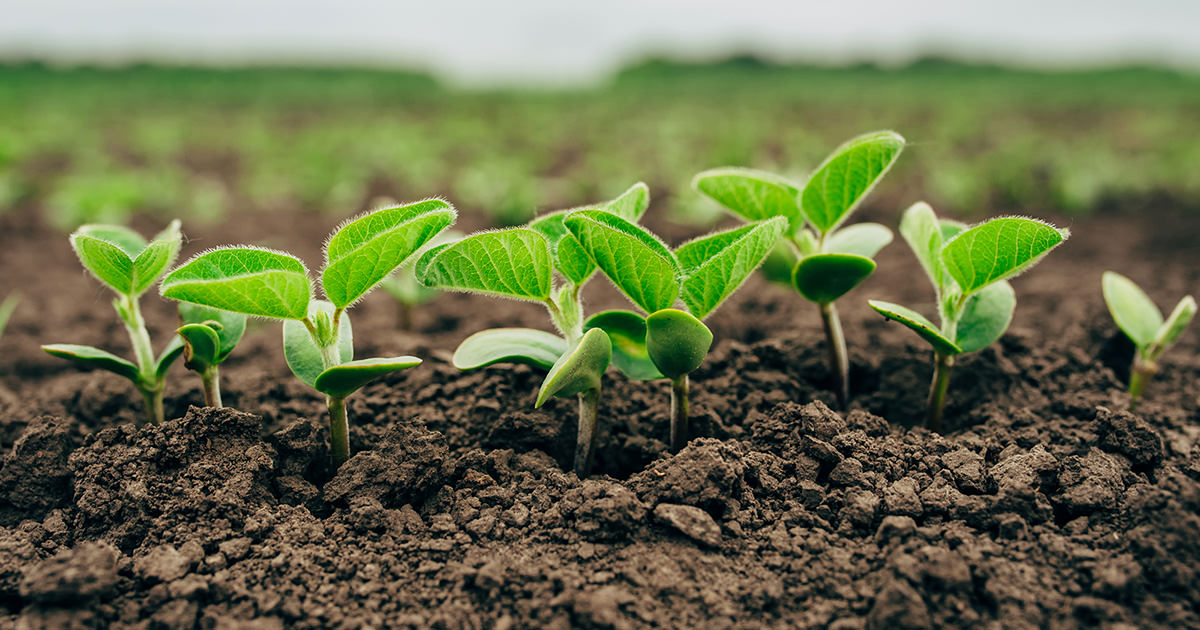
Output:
[{"xmin": 0, "ymin": 194, "xmax": 1198, "ymax": 629}]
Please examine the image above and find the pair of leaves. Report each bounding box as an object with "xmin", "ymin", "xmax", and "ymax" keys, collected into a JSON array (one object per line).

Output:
[
  {"xmin": 1102, "ymin": 271, "xmax": 1196, "ymax": 359},
  {"xmin": 177, "ymin": 303, "xmax": 247, "ymax": 373},
  {"xmin": 526, "ymin": 182, "xmax": 651, "ymax": 286},
  {"xmin": 71, "ymin": 220, "xmax": 182, "ymax": 297},
  {"xmin": 870, "ymin": 281, "xmax": 1016, "ymax": 356}
]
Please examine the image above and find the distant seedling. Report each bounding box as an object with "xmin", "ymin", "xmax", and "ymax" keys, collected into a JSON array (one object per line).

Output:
[
  {"xmin": 869, "ymin": 203, "xmax": 1069, "ymax": 430},
  {"xmin": 0, "ymin": 293, "xmax": 17, "ymax": 341},
  {"xmin": 176, "ymin": 303, "xmax": 247, "ymax": 408},
  {"xmin": 43, "ymin": 221, "xmax": 185, "ymax": 424},
  {"xmin": 694, "ymin": 131, "xmax": 904, "ymax": 409},
  {"xmin": 379, "ymin": 230, "xmax": 461, "ymax": 331},
  {"xmin": 160, "ymin": 200, "xmax": 456, "ymax": 466},
  {"xmin": 1102, "ymin": 271, "xmax": 1195, "ymax": 406}
]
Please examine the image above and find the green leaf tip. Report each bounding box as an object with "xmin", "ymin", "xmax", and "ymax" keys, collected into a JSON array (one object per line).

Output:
[
  {"xmin": 314, "ymin": 357, "xmax": 422, "ymax": 398},
  {"xmin": 536, "ymin": 328, "xmax": 612, "ymax": 407},
  {"xmin": 1104, "ymin": 271, "xmax": 1196, "ymax": 359},
  {"xmin": 162, "ymin": 246, "xmax": 312, "ymax": 320},
  {"xmin": 791, "ymin": 253, "xmax": 876, "ymax": 304},
  {"xmin": 178, "ymin": 323, "xmax": 221, "ymax": 372},
  {"xmin": 42, "ymin": 344, "xmax": 140, "ymax": 382},
  {"xmin": 941, "ymin": 216, "xmax": 1069, "ymax": 296},
  {"xmin": 801, "ymin": 131, "xmax": 905, "ymax": 235},
  {"xmin": 563, "ymin": 210, "xmax": 680, "ymax": 314},
  {"xmin": 452, "ymin": 328, "xmax": 567, "ymax": 371},
  {"xmin": 677, "ymin": 217, "xmax": 787, "ymax": 318},
  {"xmin": 645, "ymin": 309, "xmax": 713, "ymax": 379},
  {"xmin": 868, "ymin": 300, "xmax": 962, "ymax": 356},
  {"xmin": 415, "ymin": 228, "xmax": 554, "ymax": 302},
  {"xmin": 70, "ymin": 219, "xmax": 182, "ymax": 296},
  {"xmin": 692, "ymin": 167, "xmax": 803, "ymax": 234}
]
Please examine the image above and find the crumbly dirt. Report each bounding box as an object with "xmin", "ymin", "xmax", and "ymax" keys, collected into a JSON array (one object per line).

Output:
[{"xmin": 0, "ymin": 194, "xmax": 1198, "ymax": 629}]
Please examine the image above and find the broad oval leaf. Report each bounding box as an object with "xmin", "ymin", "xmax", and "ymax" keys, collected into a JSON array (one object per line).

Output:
[
  {"xmin": 584, "ymin": 310, "xmax": 664, "ymax": 381},
  {"xmin": 801, "ymin": 131, "xmax": 905, "ymax": 234},
  {"xmin": 564, "ymin": 210, "xmax": 680, "ymax": 314},
  {"xmin": 322, "ymin": 198, "xmax": 456, "ymax": 308},
  {"xmin": 162, "ymin": 247, "xmax": 312, "ymax": 320},
  {"xmin": 677, "ymin": 217, "xmax": 787, "ymax": 318},
  {"xmin": 791, "ymin": 253, "xmax": 876, "ymax": 304},
  {"xmin": 825, "ymin": 222, "xmax": 893, "ymax": 258},
  {"xmin": 74, "ymin": 224, "xmax": 147, "ymax": 258},
  {"xmin": 1101, "ymin": 271, "xmax": 1162, "ymax": 349},
  {"xmin": 179, "ymin": 302, "xmax": 247, "ymax": 362},
  {"xmin": 71, "ymin": 231, "xmax": 136, "ymax": 295},
  {"xmin": 942, "ymin": 217, "xmax": 1069, "ymax": 296},
  {"xmin": 178, "ymin": 323, "xmax": 221, "ymax": 371},
  {"xmin": 314, "ymin": 357, "xmax": 422, "ymax": 398},
  {"xmin": 645, "ymin": 309, "xmax": 713, "ymax": 379},
  {"xmin": 692, "ymin": 167, "xmax": 803, "ymax": 234},
  {"xmin": 898, "ymin": 202, "xmax": 949, "ymax": 293},
  {"xmin": 868, "ymin": 300, "xmax": 962, "ymax": 356},
  {"xmin": 42, "ymin": 344, "xmax": 140, "ymax": 382},
  {"xmin": 535, "ymin": 328, "xmax": 612, "ymax": 407},
  {"xmin": 1150, "ymin": 295, "xmax": 1196, "ymax": 357},
  {"xmin": 130, "ymin": 220, "xmax": 182, "ymax": 296},
  {"xmin": 414, "ymin": 228, "xmax": 553, "ymax": 302},
  {"xmin": 954, "ymin": 280, "xmax": 1016, "ymax": 353},
  {"xmin": 452, "ymin": 328, "xmax": 567, "ymax": 371},
  {"xmin": 528, "ymin": 212, "xmax": 597, "ymax": 285},
  {"xmin": 283, "ymin": 301, "xmax": 354, "ymax": 389}
]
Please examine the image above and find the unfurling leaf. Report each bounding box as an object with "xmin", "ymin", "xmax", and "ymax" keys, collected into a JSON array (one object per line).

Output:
[
  {"xmin": 645, "ymin": 309, "xmax": 713, "ymax": 379},
  {"xmin": 415, "ymin": 228, "xmax": 554, "ymax": 302},
  {"xmin": 941, "ymin": 217, "xmax": 1069, "ymax": 295},
  {"xmin": 314, "ymin": 357, "xmax": 422, "ymax": 398},
  {"xmin": 71, "ymin": 220, "xmax": 182, "ymax": 296},
  {"xmin": 584, "ymin": 310, "xmax": 664, "ymax": 381},
  {"xmin": 179, "ymin": 302, "xmax": 246, "ymax": 362},
  {"xmin": 676, "ymin": 218, "xmax": 786, "ymax": 318},
  {"xmin": 452, "ymin": 328, "xmax": 567, "ymax": 371},
  {"xmin": 868, "ymin": 300, "xmax": 963, "ymax": 356},
  {"xmin": 692, "ymin": 167, "xmax": 803, "ymax": 233},
  {"xmin": 536, "ymin": 328, "xmax": 612, "ymax": 407},
  {"xmin": 283, "ymin": 301, "xmax": 353, "ymax": 389},
  {"xmin": 801, "ymin": 131, "xmax": 905, "ymax": 234},
  {"xmin": 792, "ymin": 253, "xmax": 876, "ymax": 305},
  {"xmin": 564, "ymin": 210, "xmax": 680, "ymax": 314},
  {"xmin": 178, "ymin": 323, "xmax": 221, "ymax": 371},
  {"xmin": 162, "ymin": 247, "xmax": 312, "ymax": 320}
]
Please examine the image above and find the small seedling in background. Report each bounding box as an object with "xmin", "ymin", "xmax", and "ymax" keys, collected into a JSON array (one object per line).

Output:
[
  {"xmin": 161, "ymin": 200, "xmax": 456, "ymax": 466},
  {"xmin": 42, "ymin": 221, "xmax": 185, "ymax": 424},
  {"xmin": 0, "ymin": 293, "xmax": 18, "ymax": 341},
  {"xmin": 176, "ymin": 303, "xmax": 247, "ymax": 407},
  {"xmin": 1102, "ymin": 271, "xmax": 1195, "ymax": 406},
  {"xmin": 416, "ymin": 183, "xmax": 649, "ymax": 476},
  {"xmin": 869, "ymin": 203, "xmax": 1069, "ymax": 430},
  {"xmin": 693, "ymin": 131, "xmax": 904, "ymax": 409},
  {"xmin": 563, "ymin": 209, "xmax": 786, "ymax": 452},
  {"xmin": 379, "ymin": 230, "xmax": 461, "ymax": 331}
]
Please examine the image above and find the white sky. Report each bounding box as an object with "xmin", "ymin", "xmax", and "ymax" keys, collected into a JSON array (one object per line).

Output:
[{"xmin": 3, "ymin": 0, "xmax": 1198, "ymax": 85}]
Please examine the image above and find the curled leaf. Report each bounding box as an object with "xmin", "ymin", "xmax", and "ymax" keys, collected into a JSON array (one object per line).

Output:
[
  {"xmin": 536, "ymin": 328, "xmax": 612, "ymax": 407},
  {"xmin": 452, "ymin": 328, "xmax": 567, "ymax": 371}
]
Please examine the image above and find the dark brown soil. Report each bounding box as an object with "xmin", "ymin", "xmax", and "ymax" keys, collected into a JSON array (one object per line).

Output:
[{"xmin": 0, "ymin": 195, "xmax": 1198, "ymax": 629}]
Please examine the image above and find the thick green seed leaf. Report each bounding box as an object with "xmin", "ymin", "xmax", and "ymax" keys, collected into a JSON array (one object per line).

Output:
[
  {"xmin": 528, "ymin": 212, "xmax": 597, "ymax": 285},
  {"xmin": 825, "ymin": 222, "xmax": 893, "ymax": 258},
  {"xmin": 42, "ymin": 344, "xmax": 140, "ymax": 382},
  {"xmin": 155, "ymin": 335, "xmax": 185, "ymax": 379},
  {"xmin": 792, "ymin": 253, "xmax": 876, "ymax": 304},
  {"xmin": 415, "ymin": 228, "xmax": 554, "ymax": 302},
  {"xmin": 604, "ymin": 182, "xmax": 651, "ymax": 223},
  {"xmin": 801, "ymin": 131, "xmax": 905, "ymax": 234},
  {"xmin": 942, "ymin": 217, "xmax": 1069, "ymax": 296},
  {"xmin": 1150, "ymin": 295, "xmax": 1196, "ymax": 358},
  {"xmin": 536, "ymin": 328, "xmax": 612, "ymax": 407},
  {"xmin": 322, "ymin": 199, "xmax": 456, "ymax": 308},
  {"xmin": 162, "ymin": 247, "xmax": 312, "ymax": 320},
  {"xmin": 899, "ymin": 202, "xmax": 949, "ymax": 293},
  {"xmin": 645, "ymin": 309, "xmax": 713, "ymax": 379},
  {"xmin": 283, "ymin": 301, "xmax": 354, "ymax": 389},
  {"xmin": 314, "ymin": 357, "xmax": 422, "ymax": 398},
  {"xmin": 452, "ymin": 328, "xmax": 567, "ymax": 371},
  {"xmin": 564, "ymin": 210, "xmax": 680, "ymax": 314},
  {"xmin": 868, "ymin": 300, "xmax": 962, "ymax": 356},
  {"xmin": 677, "ymin": 217, "xmax": 787, "ymax": 318},
  {"xmin": 954, "ymin": 281, "xmax": 1016, "ymax": 353},
  {"xmin": 178, "ymin": 323, "xmax": 221, "ymax": 372},
  {"xmin": 584, "ymin": 310, "xmax": 664, "ymax": 381},
  {"xmin": 692, "ymin": 167, "xmax": 803, "ymax": 234},
  {"xmin": 130, "ymin": 220, "xmax": 182, "ymax": 296},
  {"xmin": 1101, "ymin": 271, "xmax": 1163, "ymax": 349},
  {"xmin": 179, "ymin": 302, "xmax": 247, "ymax": 362}
]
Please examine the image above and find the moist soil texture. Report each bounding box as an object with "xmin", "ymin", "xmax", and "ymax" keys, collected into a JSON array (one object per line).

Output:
[{"xmin": 0, "ymin": 195, "xmax": 1198, "ymax": 629}]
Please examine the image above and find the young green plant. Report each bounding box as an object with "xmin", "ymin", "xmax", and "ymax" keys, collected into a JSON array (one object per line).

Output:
[
  {"xmin": 415, "ymin": 183, "xmax": 650, "ymax": 476},
  {"xmin": 160, "ymin": 200, "xmax": 456, "ymax": 466},
  {"xmin": 176, "ymin": 303, "xmax": 247, "ymax": 407},
  {"xmin": 0, "ymin": 293, "xmax": 17, "ymax": 341},
  {"xmin": 42, "ymin": 221, "xmax": 185, "ymax": 424},
  {"xmin": 1101, "ymin": 271, "xmax": 1195, "ymax": 406},
  {"xmin": 562, "ymin": 209, "xmax": 787, "ymax": 452},
  {"xmin": 868, "ymin": 203, "xmax": 1069, "ymax": 430},
  {"xmin": 693, "ymin": 131, "xmax": 905, "ymax": 409}
]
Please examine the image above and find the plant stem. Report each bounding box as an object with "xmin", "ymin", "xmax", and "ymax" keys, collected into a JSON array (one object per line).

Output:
[
  {"xmin": 328, "ymin": 395, "xmax": 350, "ymax": 468},
  {"xmin": 670, "ymin": 375, "xmax": 690, "ymax": 453},
  {"xmin": 927, "ymin": 352, "xmax": 955, "ymax": 432},
  {"xmin": 819, "ymin": 301, "xmax": 850, "ymax": 410},
  {"xmin": 200, "ymin": 366, "xmax": 222, "ymax": 408},
  {"xmin": 118, "ymin": 295, "xmax": 157, "ymax": 377},
  {"xmin": 1128, "ymin": 355, "xmax": 1156, "ymax": 409},
  {"xmin": 574, "ymin": 388, "xmax": 600, "ymax": 477},
  {"xmin": 140, "ymin": 386, "xmax": 164, "ymax": 425}
]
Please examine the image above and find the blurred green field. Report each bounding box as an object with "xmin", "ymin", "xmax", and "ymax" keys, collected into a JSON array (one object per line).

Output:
[{"xmin": 1, "ymin": 59, "xmax": 1198, "ymax": 229}]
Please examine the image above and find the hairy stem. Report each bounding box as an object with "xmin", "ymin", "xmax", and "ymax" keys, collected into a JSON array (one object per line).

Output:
[
  {"xmin": 328, "ymin": 395, "xmax": 350, "ymax": 468},
  {"xmin": 670, "ymin": 375, "xmax": 690, "ymax": 453},
  {"xmin": 927, "ymin": 353, "xmax": 955, "ymax": 432},
  {"xmin": 139, "ymin": 386, "xmax": 165, "ymax": 425},
  {"xmin": 819, "ymin": 301, "xmax": 850, "ymax": 410},
  {"xmin": 118, "ymin": 295, "xmax": 157, "ymax": 378},
  {"xmin": 201, "ymin": 366, "xmax": 222, "ymax": 408},
  {"xmin": 574, "ymin": 388, "xmax": 600, "ymax": 477},
  {"xmin": 1128, "ymin": 354, "xmax": 1157, "ymax": 409}
]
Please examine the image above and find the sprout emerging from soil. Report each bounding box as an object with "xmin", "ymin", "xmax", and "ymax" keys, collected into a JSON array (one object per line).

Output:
[
  {"xmin": 1102, "ymin": 271, "xmax": 1195, "ymax": 406},
  {"xmin": 176, "ymin": 303, "xmax": 246, "ymax": 407},
  {"xmin": 693, "ymin": 131, "xmax": 904, "ymax": 409},
  {"xmin": 415, "ymin": 183, "xmax": 651, "ymax": 476},
  {"xmin": 160, "ymin": 200, "xmax": 456, "ymax": 466},
  {"xmin": 869, "ymin": 203, "xmax": 1069, "ymax": 431},
  {"xmin": 42, "ymin": 221, "xmax": 185, "ymax": 425},
  {"xmin": 0, "ymin": 293, "xmax": 17, "ymax": 341}
]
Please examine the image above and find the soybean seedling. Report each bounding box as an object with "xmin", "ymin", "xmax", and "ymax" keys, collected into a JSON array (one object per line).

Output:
[
  {"xmin": 1102, "ymin": 271, "xmax": 1195, "ymax": 406},
  {"xmin": 693, "ymin": 131, "xmax": 904, "ymax": 409},
  {"xmin": 563, "ymin": 209, "xmax": 787, "ymax": 452},
  {"xmin": 160, "ymin": 200, "xmax": 456, "ymax": 466},
  {"xmin": 416, "ymin": 183, "xmax": 650, "ymax": 476},
  {"xmin": 0, "ymin": 293, "xmax": 17, "ymax": 341},
  {"xmin": 176, "ymin": 303, "xmax": 247, "ymax": 407},
  {"xmin": 869, "ymin": 203, "xmax": 1069, "ymax": 431},
  {"xmin": 42, "ymin": 221, "xmax": 185, "ymax": 424}
]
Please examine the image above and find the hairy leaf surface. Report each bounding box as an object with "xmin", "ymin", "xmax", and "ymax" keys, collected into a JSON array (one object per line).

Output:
[
  {"xmin": 162, "ymin": 247, "xmax": 312, "ymax": 320},
  {"xmin": 415, "ymin": 229, "xmax": 553, "ymax": 302},
  {"xmin": 564, "ymin": 211, "xmax": 680, "ymax": 313},
  {"xmin": 677, "ymin": 217, "xmax": 786, "ymax": 318},
  {"xmin": 692, "ymin": 167, "xmax": 802, "ymax": 233},
  {"xmin": 801, "ymin": 131, "xmax": 904, "ymax": 234},
  {"xmin": 942, "ymin": 217, "xmax": 1069, "ymax": 295}
]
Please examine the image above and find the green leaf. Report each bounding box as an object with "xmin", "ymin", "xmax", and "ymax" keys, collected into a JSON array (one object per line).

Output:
[
  {"xmin": 645, "ymin": 309, "xmax": 713, "ymax": 379},
  {"xmin": 452, "ymin": 328, "xmax": 567, "ymax": 371},
  {"xmin": 178, "ymin": 323, "xmax": 221, "ymax": 372},
  {"xmin": 563, "ymin": 210, "xmax": 680, "ymax": 314},
  {"xmin": 528, "ymin": 213, "xmax": 597, "ymax": 285},
  {"xmin": 42, "ymin": 344, "xmax": 139, "ymax": 382},
  {"xmin": 692, "ymin": 167, "xmax": 803, "ymax": 234},
  {"xmin": 584, "ymin": 310, "xmax": 664, "ymax": 381},
  {"xmin": 536, "ymin": 328, "xmax": 612, "ymax": 407},
  {"xmin": 0, "ymin": 293, "xmax": 18, "ymax": 339},
  {"xmin": 940, "ymin": 219, "xmax": 968, "ymax": 241},
  {"xmin": 162, "ymin": 247, "xmax": 312, "ymax": 320},
  {"xmin": 676, "ymin": 217, "xmax": 787, "ymax": 318},
  {"xmin": 314, "ymin": 357, "xmax": 422, "ymax": 398},
  {"xmin": 414, "ymin": 228, "xmax": 554, "ymax": 302},
  {"xmin": 179, "ymin": 302, "xmax": 246, "ymax": 362},
  {"xmin": 322, "ymin": 199, "xmax": 456, "ymax": 308},
  {"xmin": 941, "ymin": 217, "xmax": 1069, "ymax": 296},
  {"xmin": 868, "ymin": 300, "xmax": 962, "ymax": 356},
  {"xmin": 800, "ymin": 131, "xmax": 905, "ymax": 234},
  {"xmin": 130, "ymin": 220, "xmax": 182, "ymax": 296},
  {"xmin": 1149, "ymin": 295, "xmax": 1196, "ymax": 358},
  {"xmin": 954, "ymin": 280, "xmax": 1016, "ymax": 353},
  {"xmin": 1101, "ymin": 271, "xmax": 1162, "ymax": 349},
  {"xmin": 74, "ymin": 224, "xmax": 147, "ymax": 258},
  {"xmin": 759, "ymin": 242, "xmax": 798, "ymax": 286},
  {"xmin": 791, "ymin": 253, "xmax": 876, "ymax": 304},
  {"xmin": 381, "ymin": 269, "xmax": 439, "ymax": 306},
  {"xmin": 604, "ymin": 182, "xmax": 651, "ymax": 223},
  {"xmin": 826, "ymin": 222, "xmax": 893, "ymax": 258},
  {"xmin": 283, "ymin": 301, "xmax": 353, "ymax": 389},
  {"xmin": 155, "ymin": 335, "xmax": 185, "ymax": 379},
  {"xmin": 899, "ymin": 202, "xmax": 950, "ymax": 293},
  {"xmin": 71, "ymin": 230, "xmax": 136, "ymax": 294}
]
